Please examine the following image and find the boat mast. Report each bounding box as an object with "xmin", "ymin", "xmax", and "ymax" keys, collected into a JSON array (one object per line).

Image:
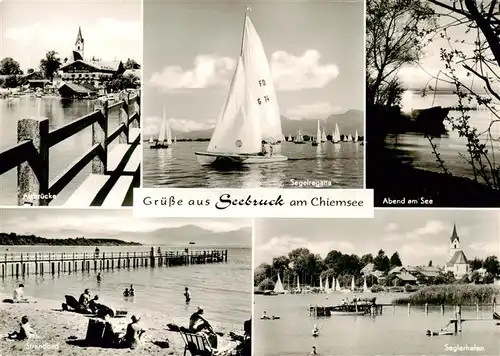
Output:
[{"xmin": 240, "ymin": 6, "xmax": 251, "ymax": 56}]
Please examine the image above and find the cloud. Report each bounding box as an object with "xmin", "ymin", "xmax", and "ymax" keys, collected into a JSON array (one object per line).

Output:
[
  {"xmin": 383, "ymin": 220, "xmax": 447, "ymax": 242},
  {"xmin": 285, "ymin": 102, "xmax": 346, "ymax": 120},
  {"xmin": 271, "ymin": 50, "xmax": 339, "ymax": 91},
  {"xmin": 468, "ymin": 242, "xmax": 499, "ymax": 256},
  {"xmin": 149, "ymin": 55, "xmax": 236, "ymax": 90},
  {"xmin": 399, "ymin": 243, "xmax": 449, "ymax": 266},
  {"xmin": 255, "ymin": 235, "xmax": 354, "ymax": 265},
  {"xmin": 149, "ymin": 49, "xmax": 339, "ymax": 92},
  {"xmin": 144, "ymin": 116, "xmax": 216, "ymax": 136},
  {"xmin": 385, "ymin": 223, "xmax": 399, "ymax": 232}
]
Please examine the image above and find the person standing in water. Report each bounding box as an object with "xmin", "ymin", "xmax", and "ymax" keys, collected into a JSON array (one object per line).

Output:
[
  {"xmin": 129, "ymin": 285, "xmax": 135, "ymax": 296},
  {"xmin": 184, "ymin": 287, "xmax": 191, "ymax": 303},
  {"xmin": 310, "ymin": 346, "xmax": 317, "ymax": 355},
  {"xmin": 97, "ymin": 273, "xmax": 101, "ymax": 283}
]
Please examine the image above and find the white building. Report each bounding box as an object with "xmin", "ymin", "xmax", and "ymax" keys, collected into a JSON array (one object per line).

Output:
[{"xmin": 444, "ymin": 223, "xmax": 469, "ymax": 278}]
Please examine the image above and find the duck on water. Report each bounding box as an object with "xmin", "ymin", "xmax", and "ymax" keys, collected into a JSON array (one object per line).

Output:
[{"xmin": 195, "ymin": 8, "xmax": 288, "ymax": 167}]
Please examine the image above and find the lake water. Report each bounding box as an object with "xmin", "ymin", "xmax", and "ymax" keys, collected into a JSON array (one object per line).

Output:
[
  {"xmin": 0, "ymin": 97, "xmax": 121, "ymax": 206},
  {"xmin": 0, "ymin": 246, "xmax": 251, "ymax": 329},
  {"xmin": 255, "ymin": 293, "xmax": 499, "ymax": 356},
  {"xmin": 388, "ymin": 92, "xmax": 500, "ymax": 180},
  {"xmin": 143, "ymin": 141, "xmax": 363, "ymax": 188}
]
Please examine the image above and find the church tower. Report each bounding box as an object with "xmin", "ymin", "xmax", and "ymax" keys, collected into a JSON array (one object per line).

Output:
[
  {"xmin": 74, "ymin": 26, "xmax": 84, "ymax": 60},
  {"xmin": 449, "ymin": 222, "xmax": 460, "ymax": 259}
]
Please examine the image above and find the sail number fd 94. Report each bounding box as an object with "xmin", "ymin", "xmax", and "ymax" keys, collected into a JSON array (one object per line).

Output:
[{"xmin": 257, "ymin": 79, "xmax": 269, "ymax": 105}]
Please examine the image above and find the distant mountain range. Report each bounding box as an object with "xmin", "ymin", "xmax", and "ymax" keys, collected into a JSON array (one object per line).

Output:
[
  {"xmin": 171, "ymin": 110, "xmax": 364, "ymax": 139},
  {"xmin": 1, "ymin": 226, "xmax": 252, "ymax": 248}
]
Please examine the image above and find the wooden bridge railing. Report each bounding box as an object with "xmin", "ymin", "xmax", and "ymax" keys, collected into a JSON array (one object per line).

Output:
[{"xmin": 0, "ymin": 90, "xmax": 141, "ymax": 206}]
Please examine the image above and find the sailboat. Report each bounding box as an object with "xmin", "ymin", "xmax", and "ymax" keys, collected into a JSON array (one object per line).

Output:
[
  {"xmin": 332, "ymin": 123, "xmax": 341, "ymax": 143},
  {"xmin": 148, "ymin": 136, "xmax": 154, "ymax": 144},
  {"xmin": 354, "ymin": 130, "xmax": 358, "ymax": 143},
  {"xmin": 195, "ymin": 9, "xmax": 288, "ymax": 166},
  {"xmin": 321, "ymin": 129, "xmax": 327, "ymax": 143},
  {"xmin": 151, "ymin": 107, "xmax": 172, "ymax": 149},
  {"xmin": 325, "ymin": 277, "xmax": 330, "ymax": 293},
  {"xmin": 294, "ymin": 129, "xmax": 305, "ymax": 144},
  {"xmin": 335, "ymin": 278, "xmax": 341, "ymax": 291},
  {"xmin": 274, "ymin": 274, "xmax": 285, "ymax": 294},
  {"xmin": 319, "ymin": 276, "xmax": 323, "ymax": 292},
  {"xmin": 296, "ymin": 276, "xmax": 301, "ymax": 293},
  {"xmin": 174, "ymin": 136, "xmax": 177, "ymax": 144},
  {"xmin": 287, "ymin": 134, "xmax": 292, "ymax": 142},
  {"xmin": 312, "ymin": 119, "xmax": 321, "ymax": 146},
  {"xmin": 351, "ymin": 276, "xmax": 355, "ymax": 291},
  {"xmin": 363, "ymin": 276, "xmax": 369, "ymax": 293}
]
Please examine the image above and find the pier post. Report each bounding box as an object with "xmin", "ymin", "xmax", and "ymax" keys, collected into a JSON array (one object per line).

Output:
[
  {"xmin": 15, "ymin": 263, "xmax": 19, "ymax": 277},
  {"xmin": 92, "ymin": 98, "xmax": 108, "ymax": 174},
  {"xmin": 118, "ymin": 92, "xmax": 130, "ymax": 143},
  {"xmin": 150, "ymin": 248, "xmax": 155, "ymax": 267},
  {"xmin": 17, "ymin": 117, "xmax": 50, "ymax": 206},
  {"xmin": 51, "ymin": 262, "xmax": 55, "ymax": 275}
]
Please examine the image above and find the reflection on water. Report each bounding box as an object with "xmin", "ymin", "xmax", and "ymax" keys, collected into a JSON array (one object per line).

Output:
[
  {"xmin": 255, "ymin": 293, "xmax": 498, "ymax": 356},
  {"xmin": 0, "ymin": 97, "xmax": 121, "ymax": 205},
  {"xmin": 389, "ymin": 92, "xmax": 500, "ymax": 179},
  {"xmin": 143, "ymin": 141, "xmax": 363, "ymax": 188}
]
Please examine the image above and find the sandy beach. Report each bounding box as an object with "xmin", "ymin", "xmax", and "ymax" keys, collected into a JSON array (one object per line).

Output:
[{"xmin": 0, "ymin": 293, "xmax": 244, "ymax": 356}]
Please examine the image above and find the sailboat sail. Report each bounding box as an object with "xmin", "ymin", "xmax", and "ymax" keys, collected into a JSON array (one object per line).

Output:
[
  {"xmin": 148, "ymin": 137, "xmax": 153, "ymax": 143},
  {"xmin": 315, "ymin": 120, "xmax": 321, "ymax": 143},
  {"xmin": 325, "ymin": 277, "xmax": 329, "ymax": 291},
  {"xmin": 274, "ymin": 274, "xmax": 285, "ymax": 294},
  {"xmin": 207, "ymin": 57, "xmax": 261, "ymax": 154},
  {"xmin": 336, "ymin": 278, "xmax": 341, "ymax": 291},
  {"xmin": 332, "ymin": 277, "xmax": 336, "ymax": 291},
  {"xmin": 158, "ymin": 117, "xmax": 166, "ymax": 143},
  {"xmin": 321, "ymin": 129, "xmax": 327, "ymax": 142},
  {"xmin": 296, "ymin": 276, "xmax": 301, "ymax": 293},
  {"xmin": 334, "ymin": 123, "xmax": 341, "ymax": 142},
  {"xmin": 351, "ymin": 276, "xmax": 355, "ymax": 291},
  {"xmin": 174, "ymin": 136, "xmax": 177, "ymax": 144},
  {"xmin": 354, "ymin": 130, "xmax": 358, "ymax": 142},
  {"xmin": 287, "ymin": 134, "xmax": 292, "ymax": 141},
  {"xmin": 319, "ymin": 276, "xmax": 323, "ymax": 291},
  {"xmin": 166, "ymin": 121, "xmax": 173, "ymax": 145},
  {"xmin": 363, "ymin": 277, "xmax": 368, "ymax": 292},
  {"xmin": 295, "ymin": 129, "xmax": 304, "ymax": 143},
  {"xmin": 241, "ymin": 14, "xmax": 283, "ymax": 144}
]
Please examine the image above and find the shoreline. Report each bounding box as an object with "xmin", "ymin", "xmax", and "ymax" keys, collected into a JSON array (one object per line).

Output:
[{"xmin": 0, "ymin": 293, "xmax": 244, "ymax": 355}]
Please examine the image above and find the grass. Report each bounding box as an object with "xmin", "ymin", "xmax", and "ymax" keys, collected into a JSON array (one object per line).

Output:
[{"xmin": 392, "ymin": 284, "xmax": 500, "ymax": 305}]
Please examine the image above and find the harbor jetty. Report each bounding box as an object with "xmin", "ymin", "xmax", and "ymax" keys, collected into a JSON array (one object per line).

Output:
[
  {"xmin": 0, "ymin": 248, "xmax": 228, "ymax": 278},
  {"xmin": 0, "ymin": 90, "xmax": 141, "ymax": 207}
]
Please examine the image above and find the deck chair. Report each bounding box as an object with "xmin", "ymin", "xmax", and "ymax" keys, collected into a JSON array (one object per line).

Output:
[{"xmin": 179, "ymin": 331, "xmax": 215, "ymax": 356}]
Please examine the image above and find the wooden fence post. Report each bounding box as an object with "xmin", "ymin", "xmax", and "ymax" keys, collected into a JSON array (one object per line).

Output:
[
  {"xmin": 17, "ymin": 117, "xmax": 49, "ymax": 205},
  {"xmin": 92, "ymin": 98, "xmax": 108, "ymax": 174},
  {"xmin": 118, "ymin": 91, "xmax": 129, "ymax": 143}
]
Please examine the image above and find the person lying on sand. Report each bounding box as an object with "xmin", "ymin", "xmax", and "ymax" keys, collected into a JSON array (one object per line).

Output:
[
  {"xmin": 79, "ymin": 289, "xmax": 91, "ymax": 309},
  {"xmin": 13, "ymin": 284, "xmax": 29, "ymax": 303},
  {"xmin": 7, "ymin": 316, "xmax": 37, "ymax": 340},
  {"xmin": 120, "ymin": 315, "xmax": 146, "ymax": 349}
]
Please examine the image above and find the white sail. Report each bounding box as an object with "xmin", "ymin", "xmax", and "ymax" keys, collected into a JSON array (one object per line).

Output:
[
  {"xmin": 166, "ymin": 121, "xmax": 173, "ymax": 145},
  {"xmin": 174, "ymin": 136, "xmax": 177, "ymax": 144},
  {"xmin": 316, "ymin": 119, "xmax": 321, "ymax": 143},
  {"xmin": 321, "ymin": 129, "xmax": 327, "ymax": 142},
  {"xmin": 334, "ymin": 123, "xmax": 341, "ymax": 143},
  {"xmin": 207, "ymin": 57, "xmax": 262, "ymax": 154},
  {"xmin": 274, "ymin": 274, "xmax": 285, "ymax": 294},
  {"xmin": 148, "ymin": 136, "xmax": 153, "ymax": 143},
  {"xmin": 332, "ymin": 276, "xmax": 336, "ymax": 291},
  {"xmin": 354, "ymin": 130, "xmax": 358, "ymax": 142},
  {"xmin": 295, "ymin": 129, "xmax": 304, "ymax": 143},
  {"xmin": 241, "ymin": 15, "xmax": 283, "ymax": 144},
  {"xmin": 319, "ymin": 276, "xmax": 323, "ymax": 291},
  {"xmin": 287, "ymin": 134, "xmax": 292, "ymax": 141},
  {"xmin": 325, "ymin": 277, "xmax": 329, "ymax": 290},
  {"xmin": 158, "ymin": 117, "xmax": 167, "ymax": 143},
  {"xmin": 296, "ymin": 276, "xmax": 301, "ymax": 293},
  {"xmin": 363, "ymin": 276, "xmax": 368, "ymax": 292},
  {"xmin": 351, "ymin": 276, "xmax": 355, "ymax": 291},
  {"xmin": 336, "ymin": 278, "xmax": 341, "ymax": 291}
]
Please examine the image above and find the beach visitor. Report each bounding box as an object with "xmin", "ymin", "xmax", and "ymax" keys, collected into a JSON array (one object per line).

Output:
[
  {"xmin": 123, "ymin": 288, "xmax": 130, "ymax": 297},
  {"xmin": 261, "ymin": 311, "xmax": 268, "ymax": 320},
  {"xmin": 129, "ymin": 285, "xmax": 135, "ymax": 296},
  {"xmin": 89, "ymin": 295, "xmax": 100, "ymax": 313},
  {"xmin": 121, "ymin": 315, "xmax": 146, "ymax": 349},
  {"xmin": 97, "ymin": 273, "xmax": 101, "ymax": 283},
  {"xmin": 310, "ymin": 346, "xmax": 317, "ymax": 355},
  {"xmin": 7, "ymin": 316, "xmax": 37, "ymax": 340},
  {"xmin": 189, "ymin": 306, "xmax": 214, "ymax": 334},
  {"xmin": 79, "ymin": 289, "xmax": 91, "ymax": 309},
  {"xmin": 13, "ymin": 284, "xmax": 29, "ymax": 303},
  {"xmin": 312, "ymin": 325, "xmax": 319, "ymax": 336},
  {"xmin": 184, "ymin": 287, "xmax": 191, "ymax": 303},
  {"xmin": 270, "ymin": 145, "xmax": 274, "ymax": 156}
]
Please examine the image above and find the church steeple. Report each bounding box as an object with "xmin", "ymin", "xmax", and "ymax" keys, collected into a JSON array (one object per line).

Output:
[
  {"xmin": 74, "ymin": 26, "xmax": 84, "ymax": 60},
  {"xmin": 450, "ymin": 222, "xmax": 459, "ymax": 243}
]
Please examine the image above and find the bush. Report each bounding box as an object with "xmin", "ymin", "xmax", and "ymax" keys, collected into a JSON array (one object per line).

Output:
[
  {"xmin": 371, "ymin": 284, "xmax": 385, "ymax": 293},
  {"xmin": 257, "ymin": 278, "xmax": 275, "ymax": 291},
  {"xmin": 393, "ymin": 284, "xmax": 500, "ymax": 305}
]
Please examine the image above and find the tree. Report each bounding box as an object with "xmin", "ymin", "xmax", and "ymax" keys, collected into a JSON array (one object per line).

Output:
[
  {"xmin": 27, "ymin": 68, "xmax": 34, "ymax": 74},
  {"xmin": 124, "ymin": 58, "xmax": 140, "ymax": 69},
  {"xmin": 373, "ymin": 249, "xmax": 391, "ymax": 272},
  {"xmin": 39, "ymin": 51, "xmax": 61, "ymax": 81},
  {"xmin": 272, "ymin": 255, "xmax": 290, "ymax": 276},
  {"xmin": 390, "ymin": 252, "xmax": 402, "ymax": 267},
  {"xmin": 257, "ymin": 278, "xmax": 275, "ymax": 291},
  {"xmin": 470, "ymin": 258, "xmax": 483, "ymax": 271},
  {"xmin": 105, "ymin": 73, "xmax": 140, "ymax": 92},
  {"xmin": 254, "ymin": 263, "xmax": 271, "ymax": 286},
  {"xmin": 366, "ymin": 0, "xmax": 436, "ymax": 106},
  {"xmin": 361, "ymin": 253, "xmax": 374, "ymax": 266},
  {"xmin": 0, "ymin": 57, "xmax": 23, "ymax": 75},
  {"xmin": 428, "ymin": 260, "xmax": 433, "ymax": 267},
  {"xmin": 483, "ymin": 256, "xmax": 500, "ymax": 276}
]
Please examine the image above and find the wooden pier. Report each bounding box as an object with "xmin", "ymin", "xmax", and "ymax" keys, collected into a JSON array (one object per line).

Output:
[
  {"xmin": 0, "ymin": 248, "xmax": 228, "ymax": 278},
  {"xmin": 0, "ymin": 90, "xmax": 141, "ymax": 206}
]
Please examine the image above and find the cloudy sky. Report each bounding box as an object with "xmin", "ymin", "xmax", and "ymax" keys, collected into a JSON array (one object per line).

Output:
[
  {"xmin": 255, "ymin": 210, "xmax": 500, "ymax": 267},
  {"xmin": 0, "ymin": 209, "xmax": 251, "ymax": 244},
  {"xmin": 1, "ymin": 0, "xmax": 141, "ymax": 71},
  {"xmin": 143, "ymin": 0, "xmax": 364, "ymax": 137}
]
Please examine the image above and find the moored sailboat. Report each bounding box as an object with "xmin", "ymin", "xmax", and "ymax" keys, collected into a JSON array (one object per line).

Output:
[
  {"xmin": 151, "ymin": 107, "xmax": 172, "ymax": 149},
  {"xmin": 312, "ymin": 119, "xmax": 321, "ymax": 146},
  {"xmin": 195, "ymin": 9, "xmax": 287, "ymax": 166},
  {"xmin": 287, "ymin": 134, "xmax": 292, "ymax": 142},
  {"xmin": 321, "ymin": 129, "xmax": 327, "ymax": 143},
  {"xmin": 274, "ymin": 274, "xmax": 285, "ymax": 294},
  {"xmin": 332, "ymin": 123, "xmax": 341, "ymax": 143},
  {"xmin": 294, "ymin": 129, "xmax": 306, "ymax": 144}
]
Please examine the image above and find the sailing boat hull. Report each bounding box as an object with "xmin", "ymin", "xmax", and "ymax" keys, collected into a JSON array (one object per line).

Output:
[
  {"xmin": 150, "ymin": 143, "xmax": 170, "ymax": 149},
  {"xmin": 311, "ymin": 142, "xmax": 319, "ymax": 146},
  {"xmin": 195, "ymin": 151, "xmax": 288, "ymax": 166},
  {"xmin": 294, "ymin": 142, "xmax": 306, "ymax": 144}
]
